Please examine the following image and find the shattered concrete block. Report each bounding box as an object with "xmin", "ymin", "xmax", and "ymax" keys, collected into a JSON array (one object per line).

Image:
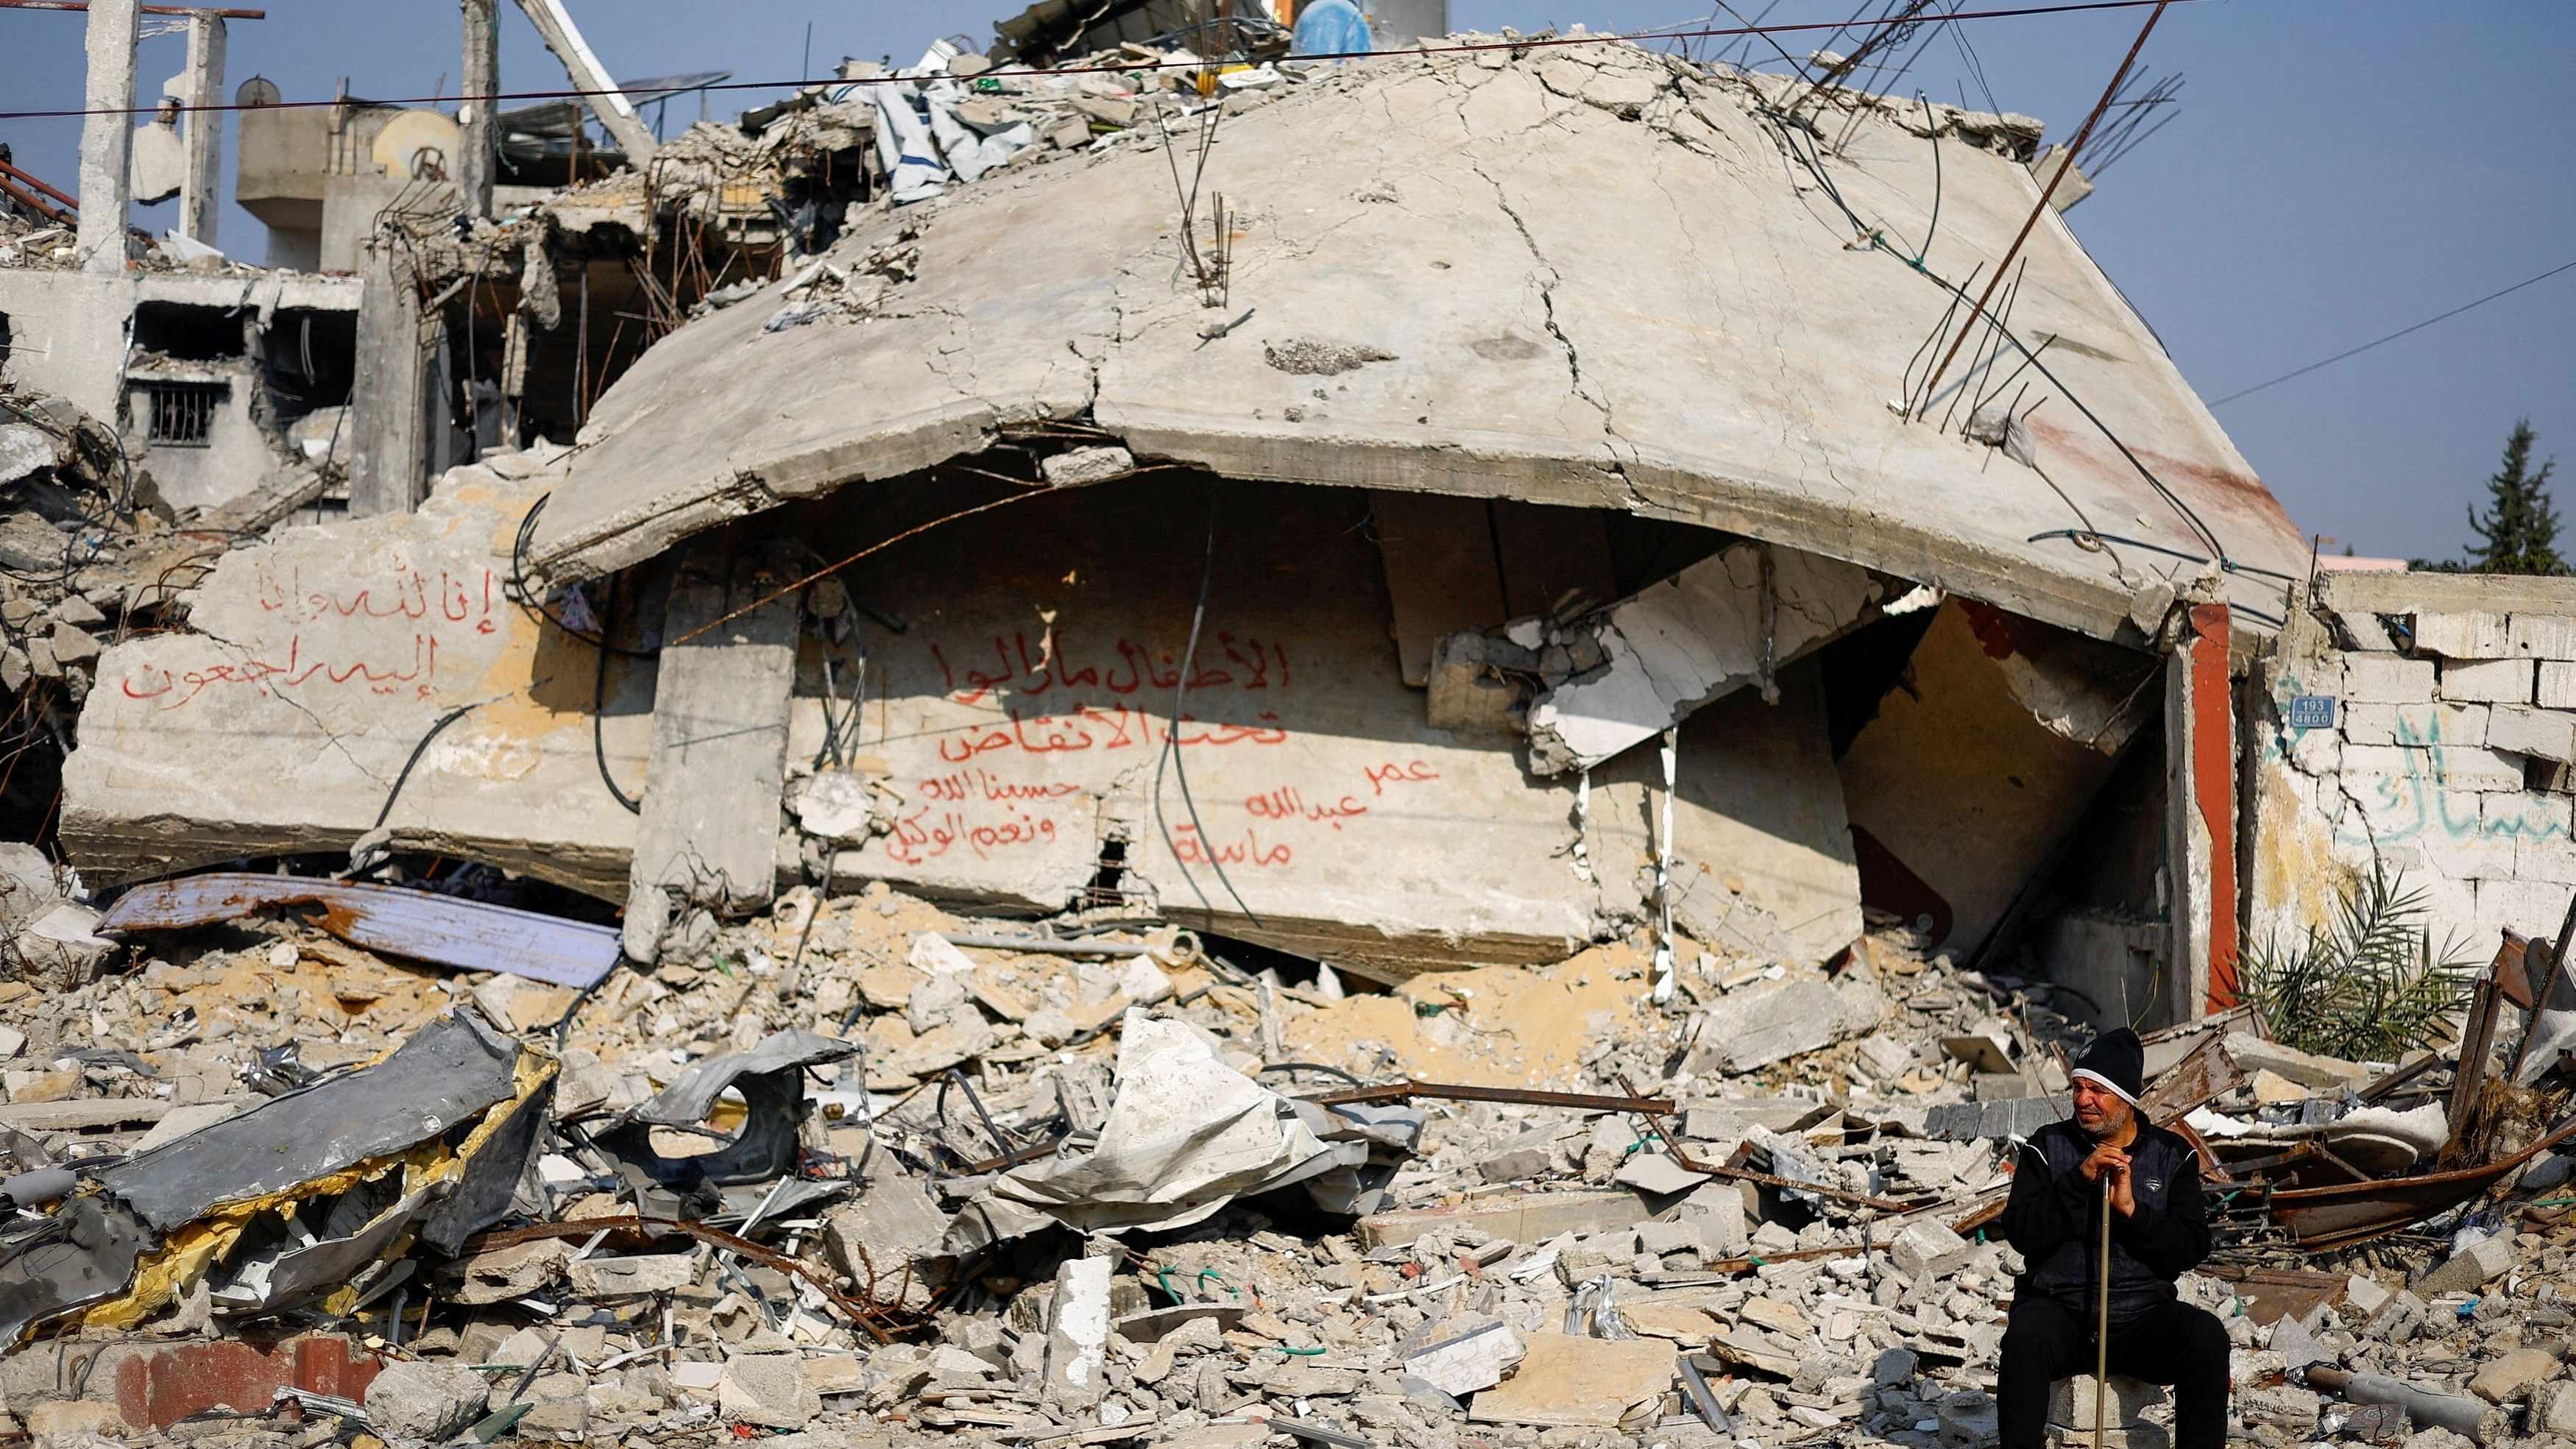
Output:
[
  {"xmin": 822, "ymin": 1157, "xmax": 949, "ymax": 1306},
  {"xmin": 2222, "ymin": 1034, "xmax": 2371, "ymax": 1093},
  {"xmin": 367, "ymin": 1361, "xmax": 492, "ymax": 1441},
  {"xmin": 565, "ymin": 1252, "xmax": 701, "ymax": 1297},
  {"xmin": 2415, "ymin": 1234, "xmax": 2513, "ymax": 1297},
  {"xmin": 2343, "ymin": 1275, "xmax": 2392, "ymax": 1317},
  {"xmin": 2361, "ymin": 1288, "xmax": 2427, "ymax": 1343},
  {"xmin": 719, "ymin": 1354, "xmax": 819, "ymax": 1430},
  {"xmin": 1042, "ymin": 1255, "xmax": 1113, "ymax": 1409},
  {"xmin": 1039, "ymin": 445, "xmax": 1134, "ymax": 487},
  {"xmin": 2530, "ymin": 1380, "xmax": 2576, "ymax": 1436},
  {"xmin": 1935, "ymin": 1390, "xmax": 1998, "ymax": 1449},
  {"xmin": 1479, "ymin": 1127, "xmax": 1559, "ymax": 1183},
  {"xmin": 2235, "ymin": 1383, "xmax": 2320, "ymax": 1434},
  {"xmin": 1406, "ymin": 1321, "xmax": 1526, "ymax": 1397},
  {"xmin": 1686, "ymin": 977, "xmax": 1844, "ymax": 1074},
  {"xmin": 1874, "ymin": 1347, "xmax": 1919, "ymax": 1386},
  {"xmin": 1890, "ymin": 1219, "xmax": 1971, "ymax": 1278},
  {"xmin": 46, "ymin": 623, "xmax": 98, "ymax": 667},
  {"xmin": 449, "ymin": 1238, "xmax": 572, "ymax": 1305},
  {"xmin": 1526, "ymin": 542, "xmax": 1874, "ymax": 774},
  {"xmin": 1671, "ymin": 1179, "xmax": 1748, "ymax": 1255},
  {"xmin": 1464, "ymin": 1331, "xmax": 1676, "ymax": 1428},
  {"xmin": 2048, "ymin": 1375, "xmax": 2168, "ymax": 1429},
  {"xmin": 24, "ymin": 1402, "xmax": 127, "ymax": 1442},
  {"xmin": 1426, "ymin": 630, "xmax": 1531, "ymax": 736},
  {"xmin": 1635, "ymin": 1219, "xmax": 1705, "ymax": 1258},
  {"xmin": 1613, "ymin": 1152, "xmax": 1708, "ymax": 1197},
  {"xmin": 2467, "ymin": 1345, "xmax": 2559, "ymax": 1403}
]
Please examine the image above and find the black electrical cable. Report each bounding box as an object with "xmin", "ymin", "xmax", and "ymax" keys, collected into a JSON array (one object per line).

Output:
[
  {"xmin": 1152, "ymin": 486, "xmax": 1260, "ymax": 927},
  {"xmin": 592, "ymin": 572, "xmax": 642, "ymax": 815},
  {"xmin": 369, "ymin": 701, "xmax": 484, "ymax": 832}
]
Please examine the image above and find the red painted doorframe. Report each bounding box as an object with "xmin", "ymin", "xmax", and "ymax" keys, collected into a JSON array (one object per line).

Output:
[{"xmin": 2190, "ymin": 602, "xmax": 2240, "ymax": 1013}]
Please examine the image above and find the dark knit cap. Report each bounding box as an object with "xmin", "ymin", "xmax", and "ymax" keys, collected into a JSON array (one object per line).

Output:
[{"xmin": 2071, "ymin": 1027, "xmax": 2145, "ymax": 1105}]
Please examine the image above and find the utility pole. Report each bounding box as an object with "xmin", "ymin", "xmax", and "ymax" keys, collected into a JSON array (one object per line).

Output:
[
  {"xmin": 459, "ymin": 0, "xmax": 498, "ymax": 218},
  {"xmin": 176, "ymin": 10, "xmax": 224, "ymax": 246},
  {"xmin": 74, "ymin": 0, "xmax": 138, "ymax": 274}
]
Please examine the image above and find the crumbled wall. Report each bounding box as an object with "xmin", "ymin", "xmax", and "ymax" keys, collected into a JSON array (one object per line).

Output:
[{"xmin": 2248, "ymin": 576, "xmax": 2576, "ymax": 963}]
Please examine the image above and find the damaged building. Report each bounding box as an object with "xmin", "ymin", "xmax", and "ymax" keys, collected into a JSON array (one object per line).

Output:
[
  {"xmin": 65, "ymin": 35, "xmax": 2304, "ymax": 1015},
  {"xmin": 18, "ymin": 10, "xmax": 2576, "ymax": 1449}
]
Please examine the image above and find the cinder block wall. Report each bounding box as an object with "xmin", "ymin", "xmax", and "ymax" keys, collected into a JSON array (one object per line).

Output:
[{"xmin": 2248, "ymin": 571, "xmax": 2576, "ymax": 974}]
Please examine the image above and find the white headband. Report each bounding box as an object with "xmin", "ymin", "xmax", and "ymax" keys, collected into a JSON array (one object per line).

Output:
[{"xmin": 2072, "ymin": 1067, "xmax": 2140, "ymax": 1108}]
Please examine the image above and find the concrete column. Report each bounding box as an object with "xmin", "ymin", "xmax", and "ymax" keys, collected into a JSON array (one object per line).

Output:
[
  {"xmin": 459, "ymin": 0, "xmax": 499, "ymax": 219},
  {"xmin": 74, "ymin": 0, "xmax": 140, "ymax": 274},
  {"xmin": 348, "ymin": 245, "xmax": 432, "ymax": 516},
  {"xmin": 2164, "ymin": 601, "xmax": 2239, "ymax": 1017},
  {"xmin": 177, "ymin": 13, "xmax": 226, "ymax": 247}
]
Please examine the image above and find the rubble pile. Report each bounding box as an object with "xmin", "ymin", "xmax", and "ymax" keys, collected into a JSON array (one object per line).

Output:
[{"xmin": 0, "ymin": 870, "xmax": 2569, "ymax": 1449}]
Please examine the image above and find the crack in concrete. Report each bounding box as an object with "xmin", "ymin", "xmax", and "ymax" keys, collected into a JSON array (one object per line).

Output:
[
  {"xmin": 1468, "ymin": 158, "xmax": 1616, "ymax": 447},
  {"xmin": 185, "ymin": 623, "xmax": 390, "ymax": 787}
]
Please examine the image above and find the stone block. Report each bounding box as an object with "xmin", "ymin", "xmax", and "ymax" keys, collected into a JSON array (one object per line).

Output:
[
  {"xmin": 2047, "ymin": 1375, "xmax": 2168, "ymax": 1429},
  {"xmin": 25, "ymin": 1402, "xmax": 127, "ymax": 1441},
  {"xmin": 2442, "ymin": 656, "xmax": 2535, "ymax": 704},
  {"xmin": 718, "ymin": 1354, "xmax": 818, "ymax": 1429},
  {"xmin": 1685, "ymin": 977, "xmax": 1844, "ymax": 1074},
  {"xmin": 2236, "ymin": 1382, "xmax": 2319, "ymax": 1433},
  {"xmin": 565, "ymin": 1252, "xmax": 701, "ymax": 1297},
  {"xmin": 2416, "ymin": 1233, "xmax": 2514, "ymax": 1297},
  {"xmin": 2361, "ymin": 1287, "xmax": 2427, "ymax": 1342},
  {"xmin": 366, "ymin": 1361, "xmax": 490, "ymax": 1441},
  {"xmin": 2413, "ymin": 611, "xmax": 2510, "ymax": 659},
  {"xmin": 2540, "ymin": 662, "xmax": 2576, "ymax": 709},
  {"xmin": 1936, "ymin": 1390, "xmax": 1998, "ymax": 1449},
  {"xmin": 1359, "ymin": 1188, "xmax": 1645, "ymax": 1249},
  {"xmin": 1480, "ymin": 1127, "xmax": 1560, "ymax": 1184},
  {"xmin": 2488, "ymin": 704, "xmax": 2576, "ymax": 763},
  {"xmin": 1674, "ymin": 1179, "xmax": 1749, "ymax": 1255},
  {"xmin": 1890, "ymin": 1219, "xmax": 1970, "ymax": 1278},
  {"xmin": 2512, "ymin": 614, "xmax": 2576, "ymax": 660},
  {"xmin": 2343, "ymin": 654, "xmax": 2436, "ymax": 703},
  {"xmin": 2467, "ymin": 1345, "xmax": 2559, "ymax": 1403},
  {"xmin": 2430, "ymin": 744, "xmax": 2526, "ymax": 791}
]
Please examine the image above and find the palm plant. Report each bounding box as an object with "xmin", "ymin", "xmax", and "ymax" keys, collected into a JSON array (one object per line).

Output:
[{"xmin": 2239, "ymin": 865, "xmax": 2479, "ymax": 1062}]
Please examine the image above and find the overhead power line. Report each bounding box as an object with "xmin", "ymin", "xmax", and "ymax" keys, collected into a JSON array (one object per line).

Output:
[
  {"xmin": 0, "ymin": 0, "xmax": 2213, "ymax": 122},
  {"xmin": 2207, "ymin": 258, "xmax": 2576, "ymax": 408}
]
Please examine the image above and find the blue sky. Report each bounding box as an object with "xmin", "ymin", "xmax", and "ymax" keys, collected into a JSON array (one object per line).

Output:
[{"xmin": 1, "ymin": 0, "xmax": 2569, "ymax": 561}]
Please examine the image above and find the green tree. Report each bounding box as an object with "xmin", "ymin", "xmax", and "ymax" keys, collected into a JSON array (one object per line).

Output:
[{"xmin": 2464, "ymin": 419, "xmax": 2563, "ymax": 575}]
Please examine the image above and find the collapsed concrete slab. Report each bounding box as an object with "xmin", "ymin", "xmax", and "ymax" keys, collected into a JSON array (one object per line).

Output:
[
  {"xmin": 522, "ymin": 43, "xmax": 2304, "ymax": 649},
  {"xmin": 1526, "ymin": 542, "xmax": 1878, "ymax": 774},
  {"xmin": 61, "ymin": 458, "xmax": 652, "ymax": 895}
]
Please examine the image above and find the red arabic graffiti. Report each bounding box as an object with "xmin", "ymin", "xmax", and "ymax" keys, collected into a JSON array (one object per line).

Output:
[
  {"xmin": 252, "ymin": 560, "xmax": 498, "ymax": 634},
  {"xmin": 1365, "ymin": 759, "xmax": 1441, "ymax": 794},
  {"xmin": 1172, "ymin": 823, "xmax": 1292, "ymax": 868},
  {"xmin": 932, "ymin": 631, "xmax": 1289, "ymax": 705},
  {"xmin": 121, "ymin": 634, "xmax": 444, "ymax": 711},
  {"xmin": 1245, "ymin": 785, "xmax": 1368, "ymax": 829},
  {"xmin": 935, "ymin": 705, "xmax": 1289, "ymax": 762},
  {"xmin": 884, "ymin": 804, "xmax": 1062, "ymax": 866},
  {"xmin": 919, "ymin": 768, "xmax": 1084, "ymax": 804}
]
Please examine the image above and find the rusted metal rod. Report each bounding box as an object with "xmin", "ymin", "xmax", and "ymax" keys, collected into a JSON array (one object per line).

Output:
[
  {"xmin": 1302, "ymin": 1081, "xmax": 1674, "ymax": 1113},
  {"xmin": 1916, "ymin": 0, "xmax": 2169, "ymax": 409},
  {"xmin": 1613, "ymin": 1071, "xmax": 1922, "ymax": 1214},
  {"xmin": 0, "ymin": 156, "xmax": 78, "ymax": 211}
]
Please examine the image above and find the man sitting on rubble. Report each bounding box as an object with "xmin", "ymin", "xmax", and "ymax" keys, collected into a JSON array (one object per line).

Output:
[{"xmin": 1995, "ymin": 1027, "xmax": 2226, "ymax": 1449}]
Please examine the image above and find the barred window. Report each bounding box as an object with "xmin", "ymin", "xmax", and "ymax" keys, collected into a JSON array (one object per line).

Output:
[{"xmin": 145, "ymin": 383, "xmax": 223, "ymax": 446}]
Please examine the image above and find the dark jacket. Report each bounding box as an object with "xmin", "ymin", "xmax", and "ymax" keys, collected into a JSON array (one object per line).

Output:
[{"xmin": 1996, "ymin": 1117, "xmax": 2210, "ymax": 1326}]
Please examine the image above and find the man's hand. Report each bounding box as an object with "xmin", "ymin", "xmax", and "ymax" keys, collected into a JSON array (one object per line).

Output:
[{"xmin": 2077, "ymin": 1142, "xmax": 2136, "ymax": 1214}]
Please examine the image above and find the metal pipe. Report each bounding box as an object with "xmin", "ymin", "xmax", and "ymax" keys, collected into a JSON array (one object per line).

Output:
[{"xmin": 2306, "ymin": 1367, "xmax": 2506, "ymax": 1444}]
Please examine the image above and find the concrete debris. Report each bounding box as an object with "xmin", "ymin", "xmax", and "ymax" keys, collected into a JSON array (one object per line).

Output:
[{"xmin": 7, "ymin": 10, "xmax": 2576, "ymax": 1449}]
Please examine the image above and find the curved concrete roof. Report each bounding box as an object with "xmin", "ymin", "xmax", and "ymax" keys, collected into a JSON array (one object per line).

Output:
[{"xmin": 527, "ymin": 40, "xmax": 2307, "ymax": 642}]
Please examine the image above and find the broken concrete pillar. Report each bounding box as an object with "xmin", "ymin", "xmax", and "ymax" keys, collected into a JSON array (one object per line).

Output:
[
  {"xmin": 623, "ymin": 534, "xmax": 798, "ymax": 954},
  {"xmin": 1041, "ymin": 1255, "xmax": 1112, "ymax": 1409},
  {"xmin": 176, "ymin": 12, "xmax": 225, "ymax": 247},
  {"xmin": 512, "ymin": 0, "xmax": 658, "ymax": 164},
  {"xmin": 74, "ymin": 0, "xmax": 139, "ymax": 275},
  {"xmin": 459, "ymin": 0, "xmax": 499, "ymax": 219},
  {"xmin": 1526, "ymin": 541, "xmax": 1875, "ymax": 775},
  {"xmin": 348, "ymin": 246, "xmax": 434, "ymax": 516}
]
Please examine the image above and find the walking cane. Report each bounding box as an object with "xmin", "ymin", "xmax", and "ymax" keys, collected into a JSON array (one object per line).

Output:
[{"xmin": 2094, "ymin": 1172, "xmax": 2112, "ymax": 1449}]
